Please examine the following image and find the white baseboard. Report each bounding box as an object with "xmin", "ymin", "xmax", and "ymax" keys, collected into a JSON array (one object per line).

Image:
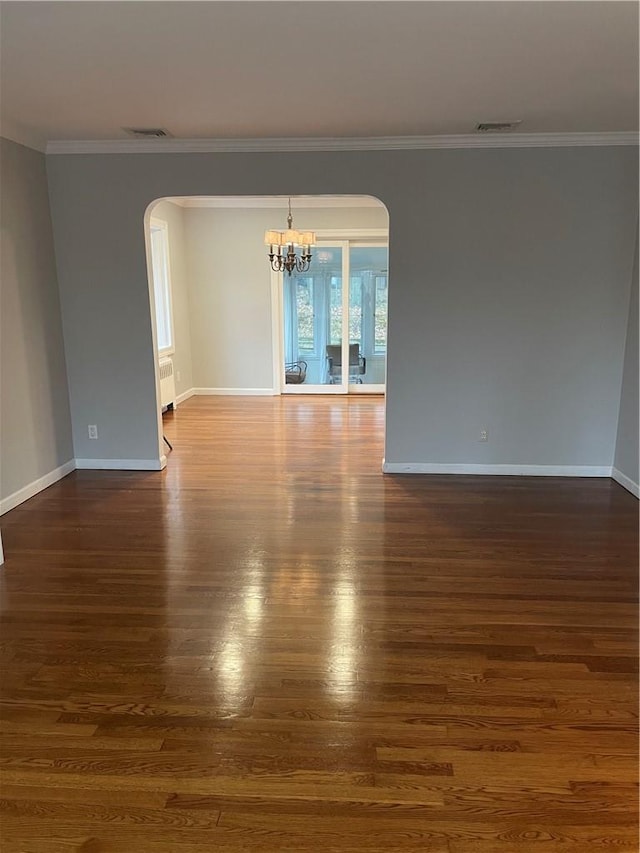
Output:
[
  {"xmin": 175, "ymin": 388, "xmax": 195, "ymax": 405},
  {"xmin": 0, "ymin": 450, "xmax": 632, "ymax": 529},
  {"xmin": 0, "ymin": 459, "xmax": 76, "ymax": 516},
  {"xmin": 173, "ymin": 387, "xmax": 276, "ymax": 403},
  {"xmin": 192, "ymin": 387, "xmax": 276, "ymax": 396},
  {"xmin": 75, "ymin": 457, "xmax": 167, "ymax": 471},
  {"xmin": 382, "ymin": 461, "xmax": 613, "ymax": 477},
  {"xmin": 0, "ymin": 454, "xmax": 168, "ymax": 519},
  {"xmin": 611, "ymin": 467, "xmax": 640, "ymax": 498}
]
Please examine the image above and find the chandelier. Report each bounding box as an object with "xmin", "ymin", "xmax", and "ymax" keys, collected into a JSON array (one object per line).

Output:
[{"xmin": 265, "ymin": 198, "xmax": 315, "ymax": 275}]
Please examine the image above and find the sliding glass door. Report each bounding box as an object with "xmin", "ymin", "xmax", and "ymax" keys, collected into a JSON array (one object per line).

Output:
[
  {"xmin": 283, "ymin": 244, "xmax": 345, "ymax": 390},
  {"xmin": 279, "ymin": 240, "xmax": 388, "ymax": 394},
  {"xmin": 348, "ymin": 246, "xmax": 388, "ymax": 390}
]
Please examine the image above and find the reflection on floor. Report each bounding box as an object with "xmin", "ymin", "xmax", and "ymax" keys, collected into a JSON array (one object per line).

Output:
[{"xmin": 0, "ymin": 395, "xmax": 638, "ymax": 851}]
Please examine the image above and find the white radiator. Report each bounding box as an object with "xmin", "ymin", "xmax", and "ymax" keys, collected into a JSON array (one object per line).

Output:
[{"xmin": 159, "ymin": 356, "xmax": 176, "ymax": 409}]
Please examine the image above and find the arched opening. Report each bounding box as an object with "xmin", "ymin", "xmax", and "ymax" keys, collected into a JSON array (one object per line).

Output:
[{"xmin": 143, "ymin": 194, "xmax": 390, "ymax": 469}]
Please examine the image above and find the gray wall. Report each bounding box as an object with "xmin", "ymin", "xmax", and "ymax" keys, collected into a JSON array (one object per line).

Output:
[
  {"xmin": 45, "ymin": 147, "xmax": 638, "ymax": 467},
  {"xmin": 1, "ymin": 138, "xmax": 73, "ymax": 500},
  {"xmin": 150, "ymin": 200, "xmax": 193, "ymax": 398},
  {"xmin": 614, "ymin": 231, "xmax": 639, "ymax": 487},
  {"xmin": 385, "ymin": 149, "xmax": 638, "ymax": 467},
  {"xmin": 182, "ymin": 204, "xmax": 387, "ymax": 391}
]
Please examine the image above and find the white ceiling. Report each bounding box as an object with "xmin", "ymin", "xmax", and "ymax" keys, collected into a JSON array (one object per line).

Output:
[{"xmin": 1, "ymin": 1, "xmax": 638, "ymax": 151}]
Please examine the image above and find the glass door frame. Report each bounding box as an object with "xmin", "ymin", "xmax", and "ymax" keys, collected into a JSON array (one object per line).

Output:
[{"xmin": 271, "ymin": 229, "xmax": 388, "ymax": 396}]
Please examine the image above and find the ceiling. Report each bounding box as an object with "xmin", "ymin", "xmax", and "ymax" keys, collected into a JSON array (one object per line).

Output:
[{"xmin": 1, "ymin": 1, "xmax": 638, "ymax": 151}]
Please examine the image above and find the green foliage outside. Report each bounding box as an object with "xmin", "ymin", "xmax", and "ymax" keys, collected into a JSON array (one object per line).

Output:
[{"xmin": 295, "ymin": 278, "xmax": 387, "ymax": 353}]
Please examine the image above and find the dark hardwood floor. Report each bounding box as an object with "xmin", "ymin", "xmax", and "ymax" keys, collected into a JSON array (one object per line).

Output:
[{"xmin": 0, "ymin": 395, "xmax": 638, "ymax": 852}]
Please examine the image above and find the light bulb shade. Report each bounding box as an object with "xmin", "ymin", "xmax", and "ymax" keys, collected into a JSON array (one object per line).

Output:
[
  {"xmin": 265, "ymin": 230, "xmax": 283, "ymax": 247},
  {"xmin": 299, "ymin": 231, "xmax": 316, "ymax": 247},
  {"xmin": 282, "ymin": 229, "xmax": 303, "ymax": 246}
]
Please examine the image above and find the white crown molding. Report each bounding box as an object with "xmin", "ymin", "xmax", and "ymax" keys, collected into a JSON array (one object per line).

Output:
[
  {"xmin": 171, "ymin": 195, "xmax": 383, "ymax": 209},
  {"xmin": 45, "ymin": 132, "xmax": 639, "ymax": 155}
]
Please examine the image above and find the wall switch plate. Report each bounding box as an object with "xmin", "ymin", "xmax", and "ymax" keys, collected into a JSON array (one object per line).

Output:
[
  {"xmin": 88, "ymin": 424, "xmax": 98, "ymax": 439},
  {"xmin": 479, "ymin": 429, "xmax": 488, "ymax": 442}
]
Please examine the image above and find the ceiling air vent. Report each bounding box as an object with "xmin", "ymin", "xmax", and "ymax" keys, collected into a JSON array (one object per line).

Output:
[
  {"xmin": 475, "ymin": 121, "xmax": 522, "ymax": 133},
  {"xmin": 122, "ymin": 127, "xmax": 172, "ymax": 138}
]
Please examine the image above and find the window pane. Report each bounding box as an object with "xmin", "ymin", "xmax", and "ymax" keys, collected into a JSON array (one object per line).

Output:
[
  {"xmin": 330, "ymin": 275, "xmax": 342, "ymax": 345},
  {"xmin": 283, "ymin": 248, "xmax": 342, "ymax": 385},
  {"xmin": 374, "ymin": 274, "xmax": 388, "ymax": 353},
  {"xmin": 349, "ymin": 275, "xmax": 362, "ymax": 346},
  {"xmin": 150, "ymin": 226, "xmax": 172, "ymax": 352},
  {"xmin": 349, "ymin": 246, "xmax": 388, "ymax": 358},
  {"xmin": 296, "ymin": 278, "xmax": 314, "ymax": 351}
]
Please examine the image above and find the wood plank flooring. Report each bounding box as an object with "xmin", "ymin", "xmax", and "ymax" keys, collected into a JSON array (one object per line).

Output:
[{"xmin": 0, "ymin": 395, "xmax": 638, "ymax": 852}]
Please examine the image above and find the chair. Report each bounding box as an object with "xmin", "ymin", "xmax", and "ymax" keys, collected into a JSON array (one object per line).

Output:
[
  {"xmin": 284, "ymin": 360, "xmax": 307, "ymax": 384},
  {"xmin": 326, "ymin": 344, "xmax": 366, "ymax": 384}
]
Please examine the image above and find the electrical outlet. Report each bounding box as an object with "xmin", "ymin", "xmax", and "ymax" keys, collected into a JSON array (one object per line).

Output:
[
  {"xmin": 479, "ymin": 429, "xmax": 488, "ymax": 442},
  {"xmin": 88, "ymin": 424, "xmax": 98, "ymax": 439},
  {"xmin": 177, "ymin": 371, "xmax": 181, "ymax": 382}
]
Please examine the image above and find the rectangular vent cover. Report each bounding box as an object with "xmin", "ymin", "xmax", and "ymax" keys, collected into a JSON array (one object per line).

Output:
[
  {"xmin": 476, "ymin": 121, "xmax": 522, "ymax": 133},
  {"xmin": 123, "ymin": 127, "xmax": 172, "ymax": 138}
]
